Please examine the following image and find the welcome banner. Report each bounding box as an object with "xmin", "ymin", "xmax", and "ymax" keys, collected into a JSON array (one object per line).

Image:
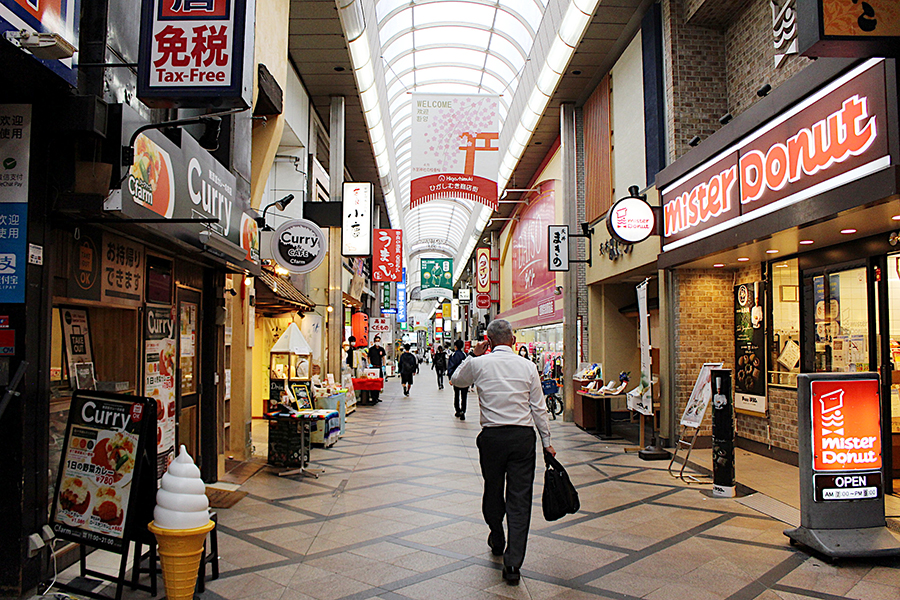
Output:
[{"xmin": 410, "ymin": 94, "xmax": 500, "ymax": 210}]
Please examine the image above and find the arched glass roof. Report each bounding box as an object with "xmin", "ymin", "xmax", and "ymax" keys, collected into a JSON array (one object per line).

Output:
[{"xmin": 373, "ymin": 0, "xmax": 549, "ymax": 290}]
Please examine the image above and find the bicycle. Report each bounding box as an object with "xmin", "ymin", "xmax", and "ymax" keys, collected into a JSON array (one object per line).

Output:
[{"xmin": 541, "ymin": 379, "xmax": 564, "ymax": 420}]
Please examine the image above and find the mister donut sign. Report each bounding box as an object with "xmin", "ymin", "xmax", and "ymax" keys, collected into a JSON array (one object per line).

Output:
[{"xmin": 271, "ymin": 219, "xmax": 326, "ymax": 274}]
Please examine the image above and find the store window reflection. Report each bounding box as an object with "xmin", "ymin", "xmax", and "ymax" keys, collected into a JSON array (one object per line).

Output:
[
  {"xmin": 888, "ymin": 253, "xmax": 900, "ymax": 437},
  {"xmin": 770, "ymin": 259, "xmax": 800, "ymax": 387}
]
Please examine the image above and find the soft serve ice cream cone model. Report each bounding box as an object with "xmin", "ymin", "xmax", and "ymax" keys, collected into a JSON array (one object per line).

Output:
[{"xmin": 148, "ymin": 445, "xmax": 213, "ymax": 600}]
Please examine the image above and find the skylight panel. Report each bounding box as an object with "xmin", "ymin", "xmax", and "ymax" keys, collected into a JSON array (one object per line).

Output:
[{"xmin": 412, "ymin": 25, "xmax": 491, "ymax": 49}]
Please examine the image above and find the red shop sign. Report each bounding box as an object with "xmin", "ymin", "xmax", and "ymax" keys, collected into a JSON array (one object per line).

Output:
[
  {"xmin": 811, "ymin": 379, "xmax": 882, "ymax": 473},
  {"xmin": 372, "ymin": 229, "xmax": 403, "ymax": 282}
]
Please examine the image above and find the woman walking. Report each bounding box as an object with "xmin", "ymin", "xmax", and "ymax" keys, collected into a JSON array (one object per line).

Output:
[{"xmin": 432, "ymin": 344, "xmax": 448, "ymax": 390}]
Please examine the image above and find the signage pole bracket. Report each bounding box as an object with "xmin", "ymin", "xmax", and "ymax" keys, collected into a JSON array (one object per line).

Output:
[{"xmin": 569, "ymin": 223, "xmax": 594, "ymax": 267}]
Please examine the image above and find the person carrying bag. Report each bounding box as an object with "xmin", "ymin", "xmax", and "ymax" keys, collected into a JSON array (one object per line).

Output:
[{"xmin": 541, "ymin": 449, "xmax": 579, "ymax": 521}]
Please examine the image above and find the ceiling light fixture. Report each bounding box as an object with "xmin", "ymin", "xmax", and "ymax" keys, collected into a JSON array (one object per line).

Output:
[
  {"xmin": 713, "ymin": 263, "xmax": 725, "ymax": 268},
  {"xmin": 757, "ymin": 83, "xmax": 772, "ymax": 97},
  {"xmin": 893, "ymin": 215, "xmax": 900, "ymax": 221},
  {"xmin": 737, "ymin": 257, "xmax": 750, "ymax": 262},
  {"xmin": 799, "ymin": 239, "xmax": 814, "ymax": 245},
  {"xmin": 719, "ymin": 113, "xmax": 733, "ymax": 125},
  {"xmin": 688, "ymin": 136, "xmax": 701, "ymax": 147},
  {"xmin": 841, "ymin": 228, "xmax": 857, "ymax": 234},
  {"xmin": 766, "ymin": 249, "xmax": 779, "ymax": 254}
]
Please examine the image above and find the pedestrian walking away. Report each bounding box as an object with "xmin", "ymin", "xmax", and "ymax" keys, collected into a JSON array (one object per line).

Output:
[
  {"xmin": 449, "ymin": 319, "xmax": 555, "ymax": 586},
  {"xmin": 367, "ymin": 336, "xmax": 386, "ymax": 403},
  {"xmin": 432, "ymin": 344, "xmax": 447, "ymax": 390},
  {"xmin": 447, "ymin": 339, "xmax": 468, "ymax": 420},
  {"xmin": 398, "ymin": 344, "xmax": 419, "ymax": 396}
]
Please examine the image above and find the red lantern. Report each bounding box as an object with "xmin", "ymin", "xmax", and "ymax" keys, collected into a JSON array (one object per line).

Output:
[{"xmin": 351, "ymin": 313, "xmax": 369, "ymax": 347}]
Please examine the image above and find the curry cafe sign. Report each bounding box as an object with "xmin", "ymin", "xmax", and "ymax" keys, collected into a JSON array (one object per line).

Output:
[
  {"xmin": 661, "ymin": 59, "xmax": 890, "ymax": 251},
  {"xmin": 115, "ymin": 105, "xmax": 259, "ymax": 268}
]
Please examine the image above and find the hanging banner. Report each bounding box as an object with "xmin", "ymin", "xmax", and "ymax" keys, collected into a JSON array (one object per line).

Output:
[
  {"xmin": 410, "ymin": 93, "xmax": 499, "ymax": 210},
  {"xmin": 373, "ymin": 228, "xmax": 403, "ymax": 282},
  {"xmin": 138, "ymin": 0, "xmax": 251, "ymax": 108},
  {"xmin": 0, "ymin": 105, "xmax": 30, "ymax": 304},
  {"xmin": 420, "ymin": 258, "xmax": 453, "ymax": 300},
  {"xmin": 734, "ymin": 282, "xmax": 767, "ymax": 414},
  {"xmin": 397, "ymin": 268, "xmax": 407, "ymax": 323},
  {"xmin": 51, "ymin": 391, "xmax": 154, "ymax": 551},
  {"xmin": 342, "ymin": 182, "xmax": 372, "ymax": 256},
  {"xmin": 630, "ymin": 280, "xmax": 653, "ymax": 416},
  {"xmin": 476, "ymin": 247, "xmax": 490, "ymax": 293},
  {"xmin": 144, "ymin": 306, "xmax": 176, "ymax": 480},
  {"xmin": 512, "ymin": 184, "xmax": 555, "ymax": 307},
  {"xmin": 0, "ymin": 2, "xmax": 79, "ymax": 85}
]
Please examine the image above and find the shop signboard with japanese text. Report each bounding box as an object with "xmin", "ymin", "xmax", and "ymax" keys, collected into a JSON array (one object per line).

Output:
[
  {"xmin": 0, "ymin": 105, "xmax": 30, "ymax": 303},
  {"xmin": 144, "ymin": 306, "xmax": 176, "ymax": 480},
  {"xmin": 138, "ymin": 0, "xmax": 251, "ymax": 108},
  {"xmin": 734, "ymin": 282, "xmax": 767, "ymax": 415},
  {"xmin": 61, "ymin": 308, "xmax": 93, "ymax": 389},
  {"xmin": 102, "ymin": 233, "xmax": 145, "ymax": 307},
  {"xmin": 0, "ymin": 1, "xmax": 79, "ymax": 84},
  {"xmin": 118, "ymin": 105, "xmax": 259, "ymax": 269},
  {"xmin": 51, "ymin": 391, "xmax": 154, "ymax": 551},
  {"xmin": 373, "ymin": 229, "xmax": 402, "ymax": 282},
  {"xmin": 410, "ymin": 93, "xmax": 499, "ymax": 210},
  {"xmin": 420, "ymin": 258, "xmax": 452, "ymax": 300},
  {"xmin": 342, "ymin": 183, "xmax": 372, "ymax": 256},
  {"xmin": 476, "ymin": 247, "xmax": 490, "ymax": 293},
  {"xmin": 661, "ymin": 60, "xmax": 890, "ymax": 251}
]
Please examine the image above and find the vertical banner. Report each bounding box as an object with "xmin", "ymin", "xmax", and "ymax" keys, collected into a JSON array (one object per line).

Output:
[
  {"xmin": 442, "ymin": 302, "xmax": 452, "ymax": 320},
  {"xmin": 101, "ymin": 233, "xmax": 145, "ymax": 307},
  {"xmin": 548, "ymin": 225, "xmax": 569, "ymax": 271},
  {"xmin": 372, "ymin": 228, "xmax": 402, "ymax": 281},
  {"xmin": 397, "ymin": 268, "xmax": 407, "ymax": 323},
  {"xmin": 145, "ymin": 306, "xmax": 176, "ymax": 480},
  {"xmin": 420, "ymin": 258, "xmax": 453, "ymax": 299},
  {"xmin": 476, "ymin": 247, "xmax": 490, "ymax": 293},
  {"xmin": 138, "ymin": 0, "xmax": 251, "ymax": 108},
  {"xmin": 342, "ymin": 182, "xmax": 372, "ymax": 256},
  {"xmin": 631, "ymin": 280, "xmax": 653, "ymax": 416},
  {"xmin": 410, "ymin": 94, "xmax": 500, "ymax": 210},
  {"xmin": 0, "ymin": 104, "xmax": 30, "ymax": 303},
  {"xmin": 734, "ymin": 282, "xmax": 767, "ymax": 414},
  {"xmin": 511, "ymin": 184, "xmax": 555, "ymax": 307}
]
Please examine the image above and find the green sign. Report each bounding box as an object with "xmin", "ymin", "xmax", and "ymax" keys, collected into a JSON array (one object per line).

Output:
[
  {"xmin": 382, "ymin": 283, "xmax": 392, "ymax": 310},
  {"xmin": 420, "ymin": 258, "xmax": 453, "ymax": 300}
]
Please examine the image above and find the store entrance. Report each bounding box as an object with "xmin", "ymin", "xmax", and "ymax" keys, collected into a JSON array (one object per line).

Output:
[
  {"xmin": 176, "ymin": 286, "xmax": 201, "ymax": 458},
  {"xmin": 886, "ymin": 252, "xmax": 900, "ymax": 496}
]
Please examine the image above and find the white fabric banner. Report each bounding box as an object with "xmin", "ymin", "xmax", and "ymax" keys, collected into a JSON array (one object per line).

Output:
[
  {"xmin": 410, "ymin": 93, "xmax": 499, "ymax": 210},
  {"xmin": 629, "ymin": 280, "xmax": 653, "ymax": 415}
]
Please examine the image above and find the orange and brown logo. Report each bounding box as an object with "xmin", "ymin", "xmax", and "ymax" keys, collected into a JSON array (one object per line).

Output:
[{"xmin": 128, "ymin": 134, "xmax": 175, "ymax": 219}]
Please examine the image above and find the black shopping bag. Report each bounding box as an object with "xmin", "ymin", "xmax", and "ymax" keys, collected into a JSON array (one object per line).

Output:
[{"xmin": 542, "ymin": 451, "xmax": 580, "ymax": 521}]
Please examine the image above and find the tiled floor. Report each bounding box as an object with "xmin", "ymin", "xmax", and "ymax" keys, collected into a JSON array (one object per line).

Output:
[{"xmin": 53, "ymin": 376, "xmax": 900, "ymax": 600}]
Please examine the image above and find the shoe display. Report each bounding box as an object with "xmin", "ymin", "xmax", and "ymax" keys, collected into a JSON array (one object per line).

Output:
[
  {"xmin": 487, "ymin": 533, "xmax": 504, "ymax": 556},
  {"xmin": 501, "ymin": 565, "xmax": 520, "ymax": 585}
]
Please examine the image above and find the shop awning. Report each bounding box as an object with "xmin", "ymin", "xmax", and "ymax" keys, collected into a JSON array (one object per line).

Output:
[{"xmin": 255, "ymin": 271, "xmax": 315, "ymax": 316}]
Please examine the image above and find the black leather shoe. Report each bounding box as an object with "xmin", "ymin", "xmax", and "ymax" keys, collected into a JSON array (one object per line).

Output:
[
  {"xmin": 502, "ymin": 565, "xmax": 520, "ymax": 585},
  {"xmin": 487, "ymin": 533, "xmax": 503, "ymax": 556},
  {"xmin": 459, "ymin": 413, "xmax": 465, "ymax": 420}
]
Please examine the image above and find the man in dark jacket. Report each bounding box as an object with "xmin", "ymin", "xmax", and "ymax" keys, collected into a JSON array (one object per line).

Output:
[
  {"xmin": 447, "ymin": 339, "xmax": 468, "ymax": 420},
  {"xmin": 398, "ymin": 344, "xmax": 419, "ymax": 396},
  {"xmin": 432, "ymin": 345, "xmax": 447, "ymax": 389}
]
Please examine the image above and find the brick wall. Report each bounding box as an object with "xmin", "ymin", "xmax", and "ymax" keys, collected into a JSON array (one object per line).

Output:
[
  {"xmin": 662, "ymin": 0, "xmax": 728, "ymax": 162},
  {"xmin": 724, "ymin": 0, "xmax": 812, "ymax": 117},
  {"xmin": 673, "ymin": 269, "xmax": 734, "ymax": 436},
  {"xmin": 576, "ymin": 107, "xmax": 588, "ymax": 358}
]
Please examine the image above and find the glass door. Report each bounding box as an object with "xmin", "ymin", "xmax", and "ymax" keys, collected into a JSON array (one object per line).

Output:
[
  {"xmin": 176, "ymin": 287, "xmax": 201, "ymax": 458},
  {"xmin": 886, "ymin": 253, "xmax": 900, "ymax": 495},
  {"xmin": 803, "ymin": 264, "xmax": 870, "ymax": 373}
]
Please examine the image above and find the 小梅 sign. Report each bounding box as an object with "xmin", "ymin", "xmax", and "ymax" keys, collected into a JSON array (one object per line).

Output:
[
  {"xmin": 660, "ymin": 59, "xmax": 890, "ymax": 251},
  {"xmin": 342, "ymin": 182, "xmax": 372, "ymax": 256},
  {"xmin": 138, "ymin": 0, "xmax": 252, "ymax": 108},
  {"xmin": 271, "ymin": 219, "xmax": 326, "ymax": 274}
]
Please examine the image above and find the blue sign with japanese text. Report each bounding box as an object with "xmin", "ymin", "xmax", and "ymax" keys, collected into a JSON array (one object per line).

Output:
[
  {"xmin": 397, "ymin": 268, "xmax": 407, "ymax": 323},
  {"xmin": 0, "ymin": 203, "xmax": 28, "ymax": 302}
]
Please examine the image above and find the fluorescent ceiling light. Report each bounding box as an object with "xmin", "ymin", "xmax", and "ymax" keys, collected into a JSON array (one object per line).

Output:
[
  {"xmin": 347, "ymin": 31, "xmax": 371, "ymax": 70},
  {"xmin": 536, "ymin": 64, "xmax": 558, "ymax": 97},
  {"xmin": 558, "ymin": 5, "xmax": 592, "ymax": 47},
  {"xmin": 355, "ymin": 60, "xmax": 376, "ymax": 93},
  {"xmin": 545, "ymin": 36, "xmax": 572, "ymax": 74}
]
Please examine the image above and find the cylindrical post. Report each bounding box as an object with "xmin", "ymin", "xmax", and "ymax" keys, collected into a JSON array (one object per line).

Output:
[{"xmin": 711, "ymin": 369, "xmax": 735, "ymax": 497}]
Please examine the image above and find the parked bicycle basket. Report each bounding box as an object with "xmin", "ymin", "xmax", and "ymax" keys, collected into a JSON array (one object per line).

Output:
[{"xmin": 541, "ymin": 379, "xmax": 559, "ymax": 395}]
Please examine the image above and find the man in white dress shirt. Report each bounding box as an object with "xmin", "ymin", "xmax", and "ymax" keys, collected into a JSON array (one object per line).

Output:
[{"xmin": 450, "ymin": 319, "xmax": 555, "ymax": 585}]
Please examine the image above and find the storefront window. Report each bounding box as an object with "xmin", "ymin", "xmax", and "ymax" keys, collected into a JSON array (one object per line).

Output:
[
  {"xmin": 812, "ymin": 266, "xmax": 869, "ymax": 373},
  {"xmin": 770, "ymin": 259, "xmax": 800, "ymax": 387},
  {"xmin": 514, "ymin": 323, "xmax": 563, "ymax": 377},
  {"xmin": 887, "ymin": 252, "xmax": 900, "ymax": 435}
]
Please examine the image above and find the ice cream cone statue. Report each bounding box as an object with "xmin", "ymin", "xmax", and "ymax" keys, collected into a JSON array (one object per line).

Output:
[{"xmin": 148, "ymin": 445, "xmax": 213, "ymax": 600}]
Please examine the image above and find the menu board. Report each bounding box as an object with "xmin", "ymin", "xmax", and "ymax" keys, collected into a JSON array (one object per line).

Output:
[
  {"xmin": 51, "ymin": 391, "xmax": 154, "ymax": 551},
  {"xmin": 145, "ymin": 306, "xmax": 177, "ymax": 480},
  {"xmin": 734, "ymin": 282, "xmax": 767, "ymax": 415},
  {"xmin": 61, "ymin": 308, "xmax": 93, "ymax": 388}
]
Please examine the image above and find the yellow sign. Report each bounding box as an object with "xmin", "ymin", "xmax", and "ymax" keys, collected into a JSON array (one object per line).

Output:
[{"xmin": 442, "ymin": 302, "xmax": 452, "ymax": 319}]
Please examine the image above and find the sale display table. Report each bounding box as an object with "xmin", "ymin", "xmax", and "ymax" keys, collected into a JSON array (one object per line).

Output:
[
  {"xmin": 301, "ymin": 409, "xmax": 341, "ymax": 448},
  {"xmin": 352, "ymin": 377, "xmax": 384, "ymax": 405},
  {"xmin": 575, "ymin": 390, "xmax": 618, "ymax": 439},
  {"xmin": 265, "ymin": 411, "xmax": 331, "ymax": 478}
]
